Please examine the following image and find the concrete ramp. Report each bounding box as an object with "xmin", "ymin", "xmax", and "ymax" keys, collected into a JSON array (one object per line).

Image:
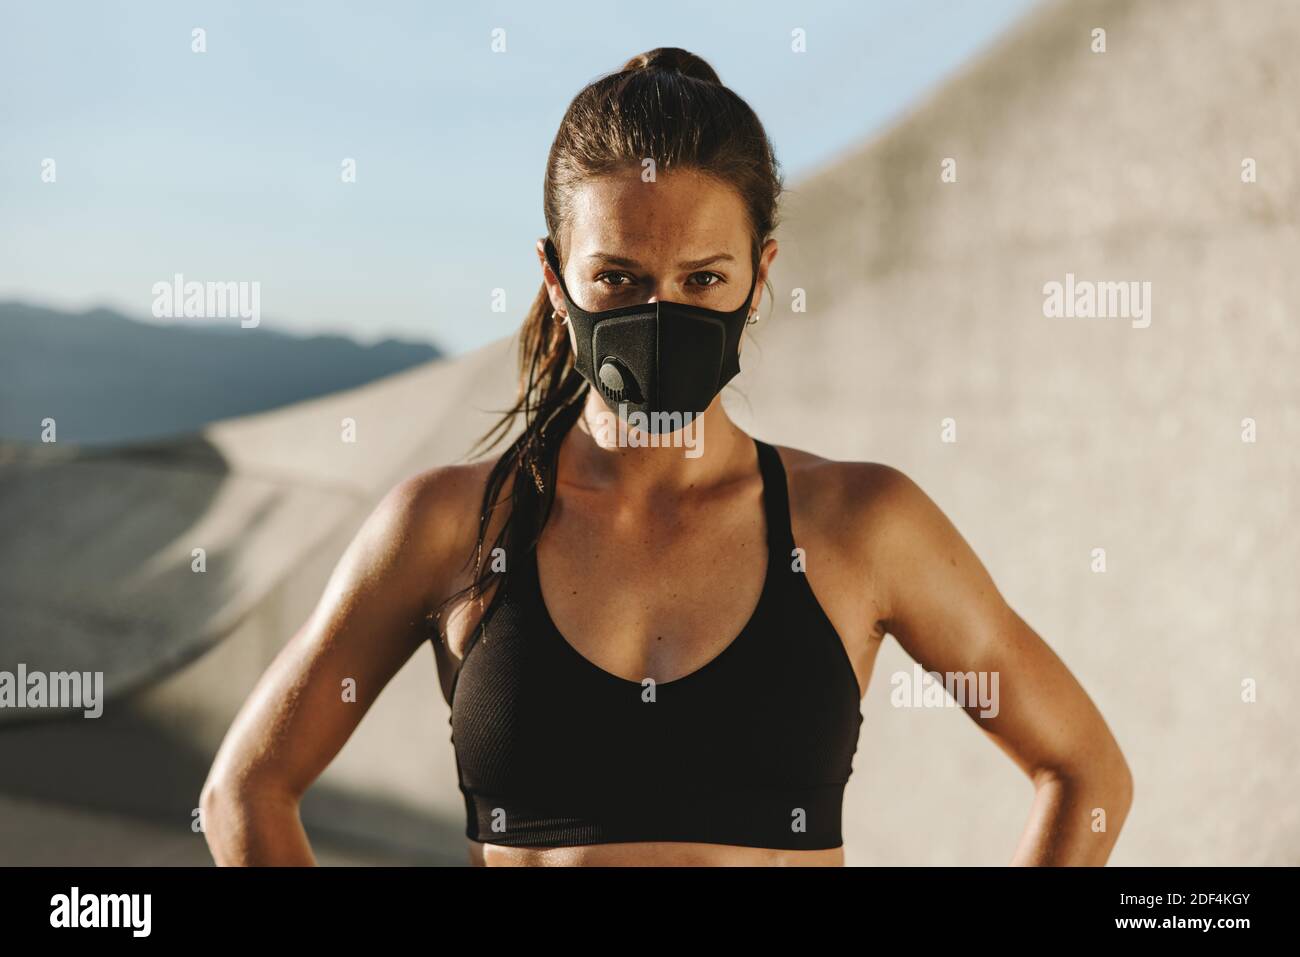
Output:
[
  {"xmin": 1, "ymin": 336, "xmax": 515, "ymax": 714},
  {"xmin": 0, "ymin": 338, "xmax": 517, "ymax": 863}
]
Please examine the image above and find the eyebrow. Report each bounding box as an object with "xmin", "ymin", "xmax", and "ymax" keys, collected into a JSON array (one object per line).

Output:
[{"xmin": 585, "ymin": 251, "xmax": 736, "ymax": 270}]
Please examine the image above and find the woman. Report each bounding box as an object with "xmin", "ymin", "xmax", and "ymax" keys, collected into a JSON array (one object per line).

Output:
[{"xmin": 201, "ymin": 48, "xmax": 1133, "ymax": 867}]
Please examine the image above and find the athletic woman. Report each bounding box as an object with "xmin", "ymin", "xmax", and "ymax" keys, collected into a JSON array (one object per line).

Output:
[{"xmin": 201, "ymin": 47, "xmax": 1133, "ymax": 867}]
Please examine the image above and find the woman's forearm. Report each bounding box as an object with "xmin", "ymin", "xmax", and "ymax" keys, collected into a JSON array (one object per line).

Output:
[
  {"xmin": 1010, "ymin": 762, "xmax": 1133, "ymax": 866},
  {"xmin": 201, "ymin": 783, "xmax": 317, "ymax": 866}
]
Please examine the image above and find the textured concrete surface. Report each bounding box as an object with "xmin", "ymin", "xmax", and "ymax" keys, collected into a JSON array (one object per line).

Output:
[
  {"xmin": 0, "ymin": 342, "xmax": 514, "ymax": 863},
  {"xmin": 737, "ymin": 0, "xmax": 1300, "ymax": 865},
  {"xmin": 0, "ymin": 794, "xmax": 426, "ymax": 866},
  {"xmin": 2, "ymin": 0, "xmax": 1297, "ymax": 865}
]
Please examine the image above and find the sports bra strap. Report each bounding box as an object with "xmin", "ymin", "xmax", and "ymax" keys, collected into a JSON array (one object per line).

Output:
[{"xmin": 753, "ymin": 438, "xmax": 797, "ymax": 556}]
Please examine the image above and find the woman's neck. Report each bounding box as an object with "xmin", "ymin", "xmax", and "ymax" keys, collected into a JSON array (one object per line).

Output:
[{"xmin": 558, "ymin": 392, "xmax": 753, "ymax": 496}]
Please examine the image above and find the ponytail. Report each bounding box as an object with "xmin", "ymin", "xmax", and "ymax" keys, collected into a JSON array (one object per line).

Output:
[{"xmin": 430, "ymin": 45, "xmax": 781, "ymax": 642}]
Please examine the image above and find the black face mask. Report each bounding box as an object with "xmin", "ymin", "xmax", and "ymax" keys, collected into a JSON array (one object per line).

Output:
[{"xmin": 543, "ymin": 237, "xmax": 758, "ymax": 425}]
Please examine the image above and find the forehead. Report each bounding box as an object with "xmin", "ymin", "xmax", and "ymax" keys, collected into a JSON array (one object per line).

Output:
[{"xmin": 565, "ymin": 166, "xmax": 749, "ymax": 262}]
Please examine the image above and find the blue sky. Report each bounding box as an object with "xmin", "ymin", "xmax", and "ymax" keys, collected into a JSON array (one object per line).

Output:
[{"xmin": 1, "ymin": 0, "xmax": 1040, "ymax": 355}]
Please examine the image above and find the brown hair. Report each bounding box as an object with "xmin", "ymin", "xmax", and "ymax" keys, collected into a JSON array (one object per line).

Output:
[{"xmin": 432, "ymin": 47, "xmax": 784, "ymax": 637}]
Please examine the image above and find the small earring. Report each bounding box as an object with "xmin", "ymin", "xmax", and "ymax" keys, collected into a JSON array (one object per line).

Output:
[{"xmin": 746, "ymin": 308, "xmax": 760, "ymax": 325}]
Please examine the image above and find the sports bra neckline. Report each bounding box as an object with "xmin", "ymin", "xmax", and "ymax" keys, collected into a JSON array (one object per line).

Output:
[
  {"xmin": 521, "ymin": 434, "xmax": 791, "ymax": 691},
  {"xmin": 448, "ymin": 433, "xmax": 865, "ymax": 851}
]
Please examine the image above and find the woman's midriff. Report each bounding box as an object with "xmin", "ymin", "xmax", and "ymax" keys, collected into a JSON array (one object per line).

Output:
[{"xmin": 467, "ymin": 839, "xmax": 844, "ymax": 866}]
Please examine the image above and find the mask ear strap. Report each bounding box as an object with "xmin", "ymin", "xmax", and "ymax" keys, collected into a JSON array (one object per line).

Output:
[
  {"xmin": 738, "ymin": 256, "xmax": 761, "ymax": 319},
  {"xmin": 543, "ymin": 237, "xmax": 577, "ymax": 307}
]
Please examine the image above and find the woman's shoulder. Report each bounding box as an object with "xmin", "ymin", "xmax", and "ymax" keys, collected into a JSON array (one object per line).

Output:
[
  {"xmin": 382, "ymin": 454, "xmax": 508, "ymax": 535},
  {"xmin": 770, "ymin": 442, "xmax": 945, "ymax": 553},
  {"xmin": 773, "ymin": 442, "xmax": 922, "ymax": 511},
  {"xmin": 385, "ymin": 456, "xmax": 499, "ymax": 513},
  {"xmin": 359, "ymin": 455, "xmax": 508, "ymax": 588}
]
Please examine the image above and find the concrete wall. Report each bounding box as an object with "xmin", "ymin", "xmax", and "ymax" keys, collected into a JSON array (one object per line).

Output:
[{"xmin": 734, "ymin": 0, "xmax": 1300, "ymax": 864}]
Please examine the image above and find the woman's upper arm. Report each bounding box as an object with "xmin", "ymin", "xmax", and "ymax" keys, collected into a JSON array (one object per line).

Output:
[
  {"xmin": 864, "ymin": 464, "xmax": 1130, "ymax": 788},
  {"xmin": 204, "ymin": 467, "xmax": 471, "ymax": 802}
]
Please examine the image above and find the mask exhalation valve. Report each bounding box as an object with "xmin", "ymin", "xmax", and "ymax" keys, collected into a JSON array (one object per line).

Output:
[{"xmin": 597, "ymin": 357, "xmax": 641, "ymax": 404}]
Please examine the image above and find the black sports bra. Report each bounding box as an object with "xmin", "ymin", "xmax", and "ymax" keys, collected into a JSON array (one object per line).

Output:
[{"xmin": 447, "ymin": 436, "xmax": 863, "ymax": 850}]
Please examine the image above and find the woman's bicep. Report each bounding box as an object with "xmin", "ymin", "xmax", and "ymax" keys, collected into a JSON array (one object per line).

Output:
[
  {"xmin": 206, "ymin": 473, "xmax": 457, "ymax": 802},
  {"xmin": 875, "ymin": 468, "xmax": 1125, "ymax": 784}
]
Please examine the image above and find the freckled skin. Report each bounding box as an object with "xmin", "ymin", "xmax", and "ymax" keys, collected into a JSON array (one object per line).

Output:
[{"xmin": 200, "ymin": 167, "xmax": 1133, "ymax": 867}]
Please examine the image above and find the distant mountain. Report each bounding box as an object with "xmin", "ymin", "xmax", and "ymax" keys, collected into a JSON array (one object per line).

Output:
[{"xmin": 0, "ymin": 301, "xmax": 443, "ymax": 446}]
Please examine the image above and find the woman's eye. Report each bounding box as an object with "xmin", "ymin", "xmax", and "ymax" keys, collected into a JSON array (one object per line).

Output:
[
  {"xmin": 689, "ymin": 272, "xmax": 724, "ymax": 287},
  {"xmin": 593, "ymin": 270, "xmax": 724, "ymax": 289}
]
